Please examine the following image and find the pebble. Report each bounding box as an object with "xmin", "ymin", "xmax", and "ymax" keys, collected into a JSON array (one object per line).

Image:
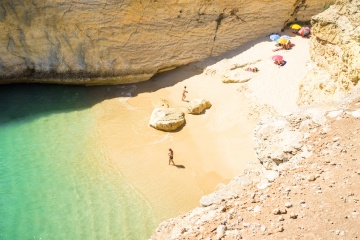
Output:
[
  {"xmin": 351, "ymin": 109, "xmax": 360, "ymax": 118},
  {"xmin": 333, "ymin": 137, "xmax": 340, "ymax": 142},
  {"xmin": 290, "ymin": 213, "xmax": 298, "ymax": 219},
  {"xmin": 243, "ymin": 222, "xmax": 250, "ymax": 228},
  {"xmin": 278, "ymin": 216, "xmax": 284, "ymax": 221},
  {"xmin": 285, "ymin": 202, "xmax": 293, "ymax": 208},
  {"xmin": 216, "ymin": 225, "xmax": 226, "ymax": 239},
  {"xmin": 273, "ymin": 208, "xmax": 281, "ymax": 215},
  {"xmin": 254, "ymin": 205, "xmax": 262, "ymax": 213},
  {"xmin": 307, "ymin": 175, "xmax": 316, "ymax": 181}
]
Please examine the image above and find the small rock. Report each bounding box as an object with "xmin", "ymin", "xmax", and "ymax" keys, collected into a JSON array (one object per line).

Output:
[
  {"xmin": 290, "ymin": 213, "xmax": 298, "ymax": 219},
  {"xmin": 280, "ymin": 209, "xmax": 287, "ymax": 214},
  {"xmin": 351, "ymin": 109, "xmax": 360, "ymax": 118},
  {"xmin": 216, "ymin": 225, "xmax": 226, "ymax": 239},
  {"xmin": 254, "ymin": 205, "xmax": 262, "ymax": 213},
  {"xmin": 278, "ymin": 216, "xmax": 284, "ymax": 221},
  {"xmin": 285, "ymin": 202, "xmax": 293, "ymax": 208},
  {"xmin": 273, "ymin": 208, "xmax": 281, "ymax": 215},
  {"xmin": 307, "ymin": 175, "xmax": 316, "ymax": 181},
  {"xmin": 243, "ymin": 222, "xmax": 250, "ymax": 228},
  {"xmin": 260, "ymin": 225, "xmax": 267, "ymax": 232}
]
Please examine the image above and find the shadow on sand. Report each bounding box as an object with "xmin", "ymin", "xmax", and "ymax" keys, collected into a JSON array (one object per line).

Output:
[
  {"xmin": 0, "ymin": 34, "xmax": 274, "ymax": 125},
  {"xmin": 174, "ymin": 164, "xmax": 185, "ymax": 169}
]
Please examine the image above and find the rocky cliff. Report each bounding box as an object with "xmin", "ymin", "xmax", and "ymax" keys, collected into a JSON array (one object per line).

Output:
[
  {"xmin": 0, "ymin": 0, "xmax": 329, "ymax": 85},
  {"xmin": 150, "ymin": 0, "xmax": 360, "ymax": 239},
  {"xmin": 298, "ymin": 0, "xmax": 360, "ymax": 105}
]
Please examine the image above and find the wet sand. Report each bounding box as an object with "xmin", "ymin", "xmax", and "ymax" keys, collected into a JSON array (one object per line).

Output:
[{"xmin": 91, "ymin": 29, "xmax": 311, "ymax": 221}]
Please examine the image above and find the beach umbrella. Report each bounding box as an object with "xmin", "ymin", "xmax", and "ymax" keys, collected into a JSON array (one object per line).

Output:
[
  {"xmin": 277, "ymin": 38, "xmax": 288, "ymax": 45},
  {"xmin": 290, "ymin": 23, "xmax": 302, "ymax": 30},
  {"xmin": 270, "ymin": 34, "xmax": 280, "ymax": 42},
  {"xmin": 272, "ymin": 55, "xmax": 283, "ymax": 62},
  {"xmin": 298, "ymin": 26, "xmax": 311, "ymax": 36}
]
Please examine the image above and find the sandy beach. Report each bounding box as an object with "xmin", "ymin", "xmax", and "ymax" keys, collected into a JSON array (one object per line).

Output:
[{"xmin": 91, "ymin": 28, "xmax": 311, "ymax": 221}]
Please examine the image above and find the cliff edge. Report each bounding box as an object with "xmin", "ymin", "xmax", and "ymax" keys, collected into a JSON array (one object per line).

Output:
[
  {"xmin": 298, "ymin": 0, "xmax": 360, "ymax": 105},
  {"xmin": 151, "ymin": 1, "xmax": 360, "ymax": 239},
  {"xmin": 0, "ymin": 0, "xmax": 328, "ymax": 84}
]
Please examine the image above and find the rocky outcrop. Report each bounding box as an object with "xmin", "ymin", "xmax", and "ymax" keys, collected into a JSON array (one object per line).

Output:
[
  {"xmin": 149, "ymin": 107, "xmax": 185, "ymax": 131},
  {"xmin": 0, "ymin": 0, "xmax": 330, "ymax": 85},
  {"xmin": 253, "ymin": 109, "xmax": 327, "ymax": 170},
  {"xmin": 221, "ymin": 68, "xmax": 254, "ymax": 83},
  {"xmin": 187, "ymin": 99, "xmax": 211, "ymax": 114},
  {"xmin": 151, "ymin": 97, "xmax": 360, "ymax": 239},
  {"xmin": 298, "ymin": 0, "xmax": 360, "ymax": 106}
]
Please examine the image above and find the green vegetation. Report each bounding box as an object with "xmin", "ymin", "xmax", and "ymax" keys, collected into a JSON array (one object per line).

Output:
[{"xmin": 322, "ymin": 2, "xmax": 334, "ymax": 11}]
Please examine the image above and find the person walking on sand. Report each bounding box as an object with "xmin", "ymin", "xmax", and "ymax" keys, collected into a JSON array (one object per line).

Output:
[
  {"xmin": 168, "ymin": 148, "xmax": 175, "ymax": 165},
  {"xmin": 182, "ymin": 86, "xmax": 188, "ymax": 101}
]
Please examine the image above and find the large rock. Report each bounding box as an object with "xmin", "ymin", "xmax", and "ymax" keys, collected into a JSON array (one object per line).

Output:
[
  {"xmin": 187, "ymin": 99, "xmax": 212, "ymax": 114},
  {"xmin": 298, "ymin": 0, "xmax": 360, "ymax": 106},
  {"xmin": 0, "ymin": 0, "xmax": 330, "ymax": 84},
  {"xmin": 149, "ymin": 107, "xmax": 185, "ymax": 131}
]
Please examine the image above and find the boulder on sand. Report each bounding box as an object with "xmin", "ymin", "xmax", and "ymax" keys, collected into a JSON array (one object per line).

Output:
[
  {"xmin": 149, "ymin": 108, "xmax": 185, "ymax": 131},
  {"xmin": 187, "ymin": 99, "xmax": 212, "ymax": 114}
]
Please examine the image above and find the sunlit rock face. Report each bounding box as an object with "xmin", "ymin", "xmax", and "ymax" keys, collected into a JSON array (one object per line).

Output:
[
  {"xmin": 298, "ymin": 0, "xmax": 360, "ymax": 106},
  {"xmin": 0, "ymin": 0, "xmax": 328, "ymax": 85}
]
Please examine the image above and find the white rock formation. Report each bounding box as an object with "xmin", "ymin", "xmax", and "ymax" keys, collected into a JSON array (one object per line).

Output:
[
  {"xmin": 149, "ymin": 108, "xmax": 185, "ymax": 131},
  {"xmin": 187, "ymin": 99, "xmax": 212, "ymax": 114}
]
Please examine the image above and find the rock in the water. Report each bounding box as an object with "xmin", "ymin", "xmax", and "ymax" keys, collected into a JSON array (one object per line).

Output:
[
  {"xmin": 149, "ymin": 108, "xmax": 185, "ymax": 131},
  {"xmin": 188, "ymin": 99, "xmax": 212, "ymax": 114}
]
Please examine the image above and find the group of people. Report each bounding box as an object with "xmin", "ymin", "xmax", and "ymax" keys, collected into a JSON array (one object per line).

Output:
[
  {"xmin": 272, "ymin": 40, "xmax": 295, "ymax": 52},
  {"xmin": 274, "ymin": 59, "xmax": 286, "ymax": 66}
]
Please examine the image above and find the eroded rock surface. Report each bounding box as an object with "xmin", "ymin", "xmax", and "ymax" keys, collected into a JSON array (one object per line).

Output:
[
  {"xmin": 187, "ymin": 99, "xmax": 212, "ymax": 114},
  {"xmin": 149, "ymin": 107, "xmax": 185, "ymax": 131},
  {"xmin": 0, "ymin": 0, "xmax": 329, "ymax": 84},
  {"xmin": 253, "ymin": 109, "xmax": 327, "ymax": 170},
  {"xmin": 298, "ymin": 0, "xmax": 360, "ymax": 105}
]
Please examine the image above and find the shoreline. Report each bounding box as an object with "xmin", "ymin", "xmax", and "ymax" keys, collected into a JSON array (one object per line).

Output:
[{"xmin": 91, "ymin": 28, "xmax": 311, "ymax": 222}]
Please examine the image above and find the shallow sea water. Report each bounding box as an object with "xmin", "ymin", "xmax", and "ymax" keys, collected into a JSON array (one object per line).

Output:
[{"xmin": 0, "ymin": 84, "xmax": 156, "ymax": 240}]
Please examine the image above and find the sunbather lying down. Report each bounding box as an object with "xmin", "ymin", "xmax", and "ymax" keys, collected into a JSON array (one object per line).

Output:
[
  {"xmin": 245, "ymin": 67, "xmax": 259, "ymax": 72},
  {"xmin": 274, "ymin": 60, "xmax": 286, "ymax": 66},
  {"xmin": 273, "ymin": 41, "xmax": 295, "ymax": 52}
]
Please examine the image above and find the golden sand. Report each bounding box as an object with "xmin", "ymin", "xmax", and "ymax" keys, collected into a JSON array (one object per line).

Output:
[{"xmin": 92, "ymin": 29, "xmax": 310, "ymax": 221}]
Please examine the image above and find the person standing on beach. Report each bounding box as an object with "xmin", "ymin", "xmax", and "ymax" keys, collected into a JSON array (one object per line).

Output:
[
  {"xmin": 168, "ymin": 148, "xmax": 175, "ymax": 165},
  {"xmin": 182, "ymin": 86, "xmax": 188, "ymax": 101}
]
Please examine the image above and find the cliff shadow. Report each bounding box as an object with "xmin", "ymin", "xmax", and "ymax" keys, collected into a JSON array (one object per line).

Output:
[
  {"xmin": 0, "ymin": 83, "xmax": 126, "ymax": 125},
  {"xmin": 0, "ymin": 31, "xmax": 276, "ymax": 125}
]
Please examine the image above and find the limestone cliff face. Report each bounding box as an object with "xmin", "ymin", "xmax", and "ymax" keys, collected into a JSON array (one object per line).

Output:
[
  {"xmin": 298, "ymin": 0, "xmax": 360, "ymax": 105},
  {"xmin": 0, "ymin": 0, "xmax": 328, "ymax": 85}
]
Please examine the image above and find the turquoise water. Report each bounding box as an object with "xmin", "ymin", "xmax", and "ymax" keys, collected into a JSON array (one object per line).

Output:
[{"xmin": 0, "ymin": 84, "xmax": 156, "ymax": 239}]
